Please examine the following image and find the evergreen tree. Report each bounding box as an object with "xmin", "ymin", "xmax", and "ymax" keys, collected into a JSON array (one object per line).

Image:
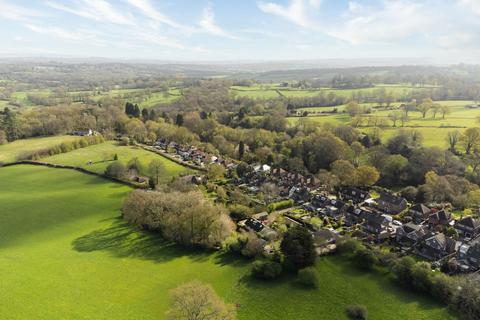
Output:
[
  {"xmin": 148, "ymin": 109, "xmax": 156, "ymax": 121},
  {"xmin": 125, "ymin": 102, "xmax": 134, "ymax": 116},
  {"xmin": 280, "ymin": 226, "xmax": 316, "ymax": 270},
  {"xmin": 141, "ymin": 108, "xmax": 149, "ymax": 121},
  {"xmin": 133, "ymin": 104, "xmax": 140, "ymax": 118},
  {"xmin": 176, "ymin": 114, "xmax": 184, "ymax": 126},
  {"xmin": 1, "ymin": 107, "xmax": 19, "ymax": 141},
  {"xmin": 238, "ymin": 141, "xmax": 245, "ymax": 160}
]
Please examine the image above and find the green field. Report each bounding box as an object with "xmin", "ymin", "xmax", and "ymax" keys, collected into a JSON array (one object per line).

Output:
[
  {"xmin": 230, "ymin": 84, "xmax": 438, "ymax": 100},
  {"xmin": 0, "ymin": 165, "xmax": 458, "ymax": 320},
  {"xmin": 140, "ymin": 89, "xmax": 182, "ymax": 108},
  {"xmin": 289, "ymin": 100, "xmax": 480, "ymax": 147},
  {"xmin": 43, "ymin": 141, "xmax": 190, "ymax": 180},
  {"xmin": 0, "ymin": 135, "xmax": 81, "ymax": 163}
]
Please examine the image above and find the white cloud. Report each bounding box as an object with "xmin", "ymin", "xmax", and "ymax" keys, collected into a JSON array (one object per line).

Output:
[
  {"xmin": 137, "ymin": 31, "xmax": 185, "ymax": 49},
  {"xmin": 24, "ymin": 24, "xmax": 104, "ymax": 45},
  {"xmin": 458, "ymin": 0, "xmax": 480, "ymax": 16},
  {"xmin": 46, "ymin": 0, "xmax": 134, "ymax": 26},
  {"xmin": 199, "ymin": 6, "xmax": 240, "ymax": 40},
  {"xmin": 257, "ymin": 0, "xmax": 317, "ymax": 29},
  {"xmin": 328, "ymin": 1, "xmax": 429, "ymax": 44},
  {"xmin": 0, "ymin": 1, "xmax": 44, "ymax": 21},
  {"xmin": 126, "ymin": 0, "xmax": 191, "ymax": 32}
]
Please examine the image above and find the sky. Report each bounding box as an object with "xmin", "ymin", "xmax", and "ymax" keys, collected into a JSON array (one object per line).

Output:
[{"xmin": 0, "ymin": 0, "xmax": 480, "ymax": 63}]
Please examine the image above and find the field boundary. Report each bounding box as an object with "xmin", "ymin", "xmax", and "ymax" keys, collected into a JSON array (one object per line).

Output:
[{"xmin": 1, "ymin": 160, "xmax": 145, "ymax": 188}]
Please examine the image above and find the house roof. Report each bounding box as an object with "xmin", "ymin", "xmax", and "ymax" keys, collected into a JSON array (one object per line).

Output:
[
  {"xmin": 457, "ymin": 216, "xmax": 480, "ymax": 229},
  {"xmin": 425, "ymin": 233, "xmax": 456, "ymax": 250},
  {"xmin": 403, "ymin": 222, "xmax": 423, "ymax": 233},
  {"xmin": 379, "ymin": 192, "xmax": 406, "ymax": 206},
  {"xmin": 245, "ymin": 218, "xmax": 265, "ymax": 232},
  {"xmin": 429, "ymin": 210, "xmax": 451, "ymax": 223},
  {"xmin": 410, "ymin": 204, "xmax": 431, "ymax": 215},
  {"xmin": 340, "ymin": 187, "xmax": 370, "ymax": 199}
]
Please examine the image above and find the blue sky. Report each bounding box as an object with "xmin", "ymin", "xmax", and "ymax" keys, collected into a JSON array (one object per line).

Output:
[{"xmin": 0, "ymin": 0, "xmax": 480, "ymax": 63}]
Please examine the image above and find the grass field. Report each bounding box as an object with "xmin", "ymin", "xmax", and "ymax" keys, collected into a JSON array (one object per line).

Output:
[
  {"xmin": 289, "ymin": 100, "xmax": 480, "ymax": 147},
  {"xmin": 140, "ymin": 89, "xmax": 182, "ymax": 108},
  {"xmin": 0, "ymin": 135, "xmax": 81, "ymax": 163},
  {"xmin": 43, "ymin": 141, "xmax": 190, "ymax": 180},
  {"xmin": 0, "ymin": 165, "xmax": 458, "ymax": 320},
  {"xmin": 230, "ymin": 84, "xmax": 438, "ymax": 100}
]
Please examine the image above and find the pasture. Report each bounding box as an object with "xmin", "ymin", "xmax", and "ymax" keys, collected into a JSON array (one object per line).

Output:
[
  {"xmin": 0, "ymin": 135, "xmax": 81, "ymax": 163},
  {"xmin": 289, "ymin": 100, "xmax": 480, "ymax": 147},
  {"xmin": 43, "ymin": 141, "xmax": 190, "ymax": 180},
  {"xmin": 0, "ymin": 164, "xmax": 458, "ymax": 320},
  {"xmin": 230, "ymin": 84, "xmax": 438, "ymax": 100}
]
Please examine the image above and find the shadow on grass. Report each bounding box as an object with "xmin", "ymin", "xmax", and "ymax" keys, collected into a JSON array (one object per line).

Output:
[
  {"xmin": 331, "ymin": 254, "xmax": 457, "ymax": 315},
  {"xmin": 72, "ymin": 218, "xmax": 247, "ymax": 268}
]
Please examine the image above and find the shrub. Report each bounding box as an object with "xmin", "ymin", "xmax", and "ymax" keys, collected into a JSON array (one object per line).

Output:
[
  {"xmin": 298, "ymin": 267, "xmax": 319, "ymax": 288},
  {"xmin": 267, "ymin": 199, "xmax": 294, "ymax": 213},
  {"xmin": 251, "ymin": 260, "xmax": 282, "ymax": 280},
  {"xmin": 336, "ymin": 237, "xmax": 362, "ymax": 255},
  {"xmin": 229, "ymin": 204, "xmax": 252, "ymax": 221},
  {"xmin": 119, "ymin": 137, "xmax": 130, "ymax": 146},
  {"xmin": 346, "ymin": 305, "xmax": 368, "ymax": 319},
  {"xmin": 353, "ymin": 247, "xmax": 377, "ymax": 270},
  {"xmin": 105, "ymin": 161, "xmax": 126, "ymax": 179},
  {"xmin": 241, "ymin": 233, "xmax": 265, "ymax": 258}
]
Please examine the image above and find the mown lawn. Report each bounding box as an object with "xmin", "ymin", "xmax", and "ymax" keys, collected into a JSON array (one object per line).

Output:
[
  {"xmin": 43, "ymin": 140, "xmax": 190, "ymax": 181},
  {"xmin": 0, "ymin": 135, "xmax": 81, "ymax": 163},
  {"xmin": 0, "ymin": 165, "xmax": 458, "ymax": 320}
]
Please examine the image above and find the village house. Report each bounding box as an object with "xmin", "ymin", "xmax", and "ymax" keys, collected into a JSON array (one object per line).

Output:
[
  {"xmin": 418, "ymin": 233, "xmax": 458, "ymax": 261},
  {"xmin": 408, "ymin": 203, "xmax": 432, "ymax": 223},
  {"xmin": 427, "ymin": 210, "xmax": 453, "ymax": 231},
  {"xmin": 454, "ymin": 216, "xmax": 480, "ymax": 239},
  {"xmin": 339, "ymin": 187, "xmax": 371, "ymax": 204},
  {"xmin": 396, "ymin": 222, "xmax": 429, "ymax": 246},
  {"xmin": 71, "ymin": 129, "xmax": 93, "ymax": 136},
  {"xmin": 345, "ymin": 206, "xmax": 370, "ymax": 226},
  {"xmin": 312, "ymin": 194, "xmax": 330, "ymax": 208},
  {"xmin": 323, "ymin": 199, "xmax": 346, "ymax": 220},
  {"xmin": 376, "ymin": 192, "xmax": 407, "ymax": 215},
  {"xmin": 457, "ymin": 240, "xmax": 480, "ymax": 272},
  {"xmin": 361, "ymin": 213, "xmax": 393, "ymax": 241}
]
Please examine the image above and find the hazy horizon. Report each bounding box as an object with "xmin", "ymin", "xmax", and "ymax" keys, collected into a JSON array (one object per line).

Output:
[{"xmin": 1, "ymin": 0, "xmax": 480, "ymax": 64}]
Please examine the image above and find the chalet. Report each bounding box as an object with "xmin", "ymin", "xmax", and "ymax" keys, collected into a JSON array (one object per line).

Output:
[
  {"xmin": 418, "ymin": 233, "xmax": 458, "ymax": 261},
  {"xmin": 458, "ymin": 240, "xmax": 480, "ymax": 272},
  {"xmin": 396, "ymin": 222, "xmax": 429, "ymax": 245},
  {"xmin": 339, "ymin": 187, "xmax": 371, "ymax": 204},
  {"xmin": 455, "ymin": 216, "xmax": 480, "ymax": 239},
  {"xmin": 428, "ymin": 210, "xmax": 452, "ymax": 231},
  {"xmin": 376, "ymin": 192, "xmax": 407, "ymax": 215},
  {"xmin": 408, "ymin": 204, "xmax": 431, "ymax": 223}
]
